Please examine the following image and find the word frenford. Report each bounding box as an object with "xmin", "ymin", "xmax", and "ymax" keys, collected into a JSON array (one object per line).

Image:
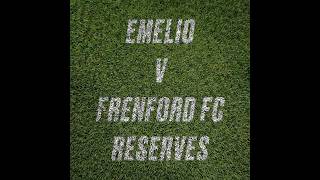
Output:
[
  {"xmin": 126, "ymin": 19, "xmax": 195, "ymax": 44},
  {"xmin": 96, "ymin": 97, "xmax": 225, "ymax": 122}
]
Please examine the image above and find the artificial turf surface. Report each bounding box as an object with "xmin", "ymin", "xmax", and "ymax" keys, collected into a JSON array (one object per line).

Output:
[{"xmin": 71, "ymin": 0, "xmax": 250, "ymax": 179}]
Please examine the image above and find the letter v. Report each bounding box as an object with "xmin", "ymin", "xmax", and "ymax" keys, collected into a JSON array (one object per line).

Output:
[{"xmin": 156, "ymin": 58, "xmax": 168, "ymax": 83}]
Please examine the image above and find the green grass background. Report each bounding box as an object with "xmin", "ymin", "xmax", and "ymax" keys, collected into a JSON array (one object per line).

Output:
[{"xmin": 71, "ymin": 0, "xmax": 250, "ymax": 179}]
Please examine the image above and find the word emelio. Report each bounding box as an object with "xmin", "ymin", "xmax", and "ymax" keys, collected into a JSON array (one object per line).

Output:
[
  {"xmin": 125, "ymin": 19, "xmax": 195, "ymax": 44},
  {"xmin": 112, "ymin": 136, "xmax": 209, "ymax": 161},
  {"xmin": 96, "ymin": 97, "xmax": 225, "ymax": 122}
]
